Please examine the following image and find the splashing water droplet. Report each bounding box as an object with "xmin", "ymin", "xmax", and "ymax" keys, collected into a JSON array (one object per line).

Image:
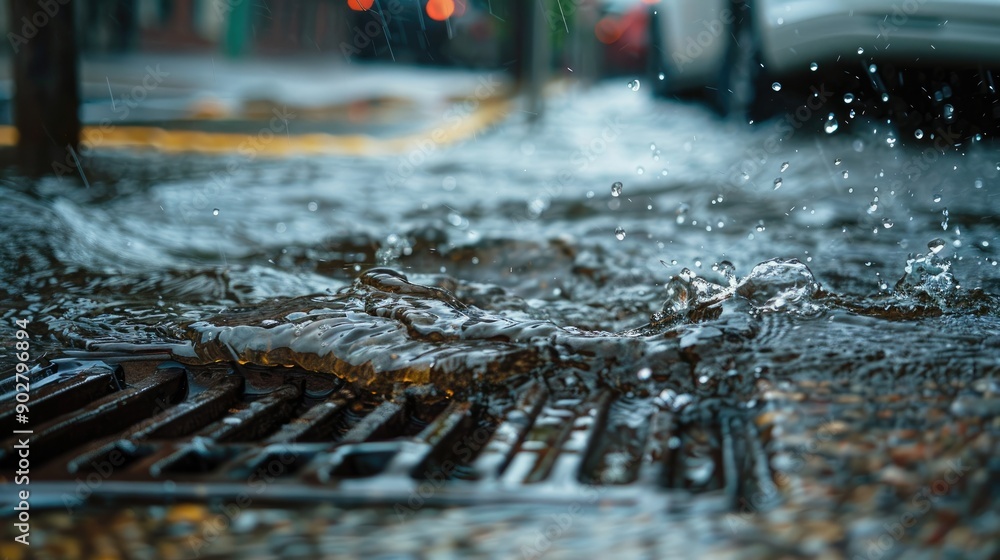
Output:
[
  {"xmin": 843, "ymin": 93, "xmax": 854, "ymax": 104},
  {"xmin": 773, "ymin": 178, "xmax": 783, "ymax": 189},
  {"xmin": 716, "ymin": 260, "xmax": 737, "ymax": 286},
  {"xmin": 615, "ymin": 227, "xmax": 626, "ymax": 241},
  {"xmin": 882, "ymin": 218, "xmax": 894, "ymax": 229},
  {"xmin": 810, "ymin": 62, "xmax": 818, "ymax": 71},
  {"xmin": 824, "ymin": 115, "xmax": 839, "ymax": 134},
  {"xmin": 772, "ymin": 82, "xmax": 782, "ymax": 91},
  {"xmin": 928, "ymin": 238, "xmax": 946, "ymax": 254},
  {"xmin": 943, "ymin": 104, "xmax": 954, "ymax": 121},
  {"xmin": 627, "ymin": 79, "xmax": 641, "ymax": 91},
  {"xmin": 658, "ymin": 72, "xmax": 665, "ymax": 80},
  {"xmin": 869, "ymin": 63, "xmax": 878, "ymax": 73},
  {"xmin": 842, "ymin": 170, "xmax": 849, "ymax": 179},
  {"xmin": 611, "ymin": 181, "xmax": 623, "ymax": 197},
  {"xmin": 881, "ymin": 93, "xmax": 890, "ymax": 102},
  {"xmin": 933, "ymin": 193, "xmax": 941, "ymax": 203},
  {"xmin": 834, "ymin": 158, "xmax": 843, "ymax": 166},
  {"xmin": 914, "ymin": 129, "xmax": 924, "ymax": 139},
  {"xmin": 736, "ymin": 258, "xmax": 821, "ymax": 312},
  {"xmin": 780, "ymin": 161, "xmax": 789, "ymax": 172},
  {"xmin": 212, "ymin": 208, "xmax": 220, "ymax": 216},
  {"xmin": 636, "ymin": 166, "xmax": 645, "ymax": 175},
  {"xmin": 637, "ymin": 367, "xmax": 652, "ymax": 380},
  {"xmin": 857, "ymin": 47, "xmax": 864, "ymax": 54}
]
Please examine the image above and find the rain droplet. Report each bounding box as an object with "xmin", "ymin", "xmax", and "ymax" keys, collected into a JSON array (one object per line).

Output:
[
  {"xmin": 212, "ymin": 208, "xmax": 220, "ymax": 216},
  {"xmin": 658, "ymin": 72, "xmax": 665, "ymax": 80},
  {"xmin": 627, "ymin": 79, "xmax": 641, "ymax": 91},
  {"xmin": 842, "ymin": 170, "xmax": 849, "ymax": 179},
  {"xmin": 943, "ymin": 104, "xmax": 954, "ymax": 121},
  {"xmin": 772, "ymin": 82, "xmax": 782, "ymax": 91},
  {"xmin": 810, "ymin": 62, "xmax": 818, "ymax": 71},
  {"xmin": 780, "ymin": 161, "xmax": 789, "ymax": 172},
  {"xmin": 933, "ymin": 193, "xmax": 941, "ymax": 203},
  {"xmin": 869, "ymin": 63, "xmax": 877, "ymax": 73},
  {"xmin": 881, "ymin": 93, "xmax": 889, "ymax": 102},
  {"xmin": 834, "ymin": 158, "xmax": 843, "ymax": 166},
  {"xmin": 857, "ymin": 47, "xmax": 864, "ymax": 54},
  {"xmin": 716, "ymin": 260, "xmax": 737, "ymax": 286},
  {"xmin": 611, "ymin": 181, "xmax": 623, "ymax": 197},
  {"xmin": 824, "ymin": 115, "xmax": 839, "ymax": 134},
  {"xmin": 882, "ymin": 218, "xmax": 894, "ymax": 229},
  {"xmin": 928, "ymin": 238, "xmax": 946, "ymax": 254},
  {"xmin": 914, "ymin": 129, "xmax": 924, "ymax": 139},
  {"xmin": 307, "ymin": 201, "xmax": 318, "ymax": 212},
  {"xmin": 843, "ymin": 93, "xmax": 854, "ymax": 103},
  {"xmin": 773, "ymin": 178, "xmax": 783, "ymax": 189},
  {"xmin": 615, "ymin": 227, "xmax": 626, "ymax": 241}
]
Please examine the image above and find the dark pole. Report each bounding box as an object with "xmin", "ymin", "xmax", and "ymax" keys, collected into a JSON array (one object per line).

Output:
[{"xmin": 9, "ymin": 0, "xmax": 80, "ymax": 177}]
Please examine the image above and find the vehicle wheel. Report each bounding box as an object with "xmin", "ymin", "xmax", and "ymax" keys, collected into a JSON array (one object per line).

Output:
[
  {"xmin": 713, "ymin": 1, "xmax": 774, "ymax": 121},
  {"xmin": 647, "ymin": 6, "xmax": 706, "ymax": 100}
]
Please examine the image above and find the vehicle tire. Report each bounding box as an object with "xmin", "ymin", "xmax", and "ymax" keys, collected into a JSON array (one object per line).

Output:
[
  {"xmin": 647, "ymin": 6, "xmax": 706, "ymax": 100},
  {"xmin": 712, "ymin": 1, "xmax": 775, "ymax": 121}
]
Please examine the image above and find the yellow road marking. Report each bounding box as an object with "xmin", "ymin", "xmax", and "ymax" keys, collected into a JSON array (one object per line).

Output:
[{"xmin": 0, "ymin": 96, "xmax": 510, "ymax": 157}]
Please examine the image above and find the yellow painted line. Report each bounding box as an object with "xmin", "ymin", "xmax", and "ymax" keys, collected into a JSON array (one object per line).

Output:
[{"xmin": 0, "ymin": 96, "xmax": 510, "ymax": 157}]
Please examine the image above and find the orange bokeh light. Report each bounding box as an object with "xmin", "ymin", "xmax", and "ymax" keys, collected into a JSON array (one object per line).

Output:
[
  {"xmin": 594, "ymin": 16, "xmax": 623, "ymax": 44},
  {"xmin": 426, "ymin": 0, "xmax": 455, "ymax": 21},
  {"xmin": 347, "ymin": 0, "xmax": 374, "ymax": 11}
]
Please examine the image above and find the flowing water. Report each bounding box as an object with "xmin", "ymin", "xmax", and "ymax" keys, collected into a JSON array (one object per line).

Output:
[
  {"xmin": 2, "ymin": 80, "xmax": 1000, "ymax": 555},
  {"xmin": 3, "ymin": 82, "xmax": 999, "ymax": 384}
]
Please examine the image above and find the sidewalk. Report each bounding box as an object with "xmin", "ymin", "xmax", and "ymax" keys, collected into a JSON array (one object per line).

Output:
[{"xmin": 0, "ymin": 54, "xmax": 514, "ymax": 156}]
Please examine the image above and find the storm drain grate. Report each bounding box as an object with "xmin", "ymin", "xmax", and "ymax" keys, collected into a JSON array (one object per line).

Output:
[{"xmin": 0, "ymin": 355, "xmax": 777, "ymax": 511}]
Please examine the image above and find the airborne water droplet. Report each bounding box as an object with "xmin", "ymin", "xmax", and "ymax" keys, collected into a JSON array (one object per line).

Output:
[
  {"xmin": 825, "ymin": 115, "xmax": 839, "ymax": 134},
  {"xmin": 834, "ymin": 158, "xmax": 843, "ymax": 166},
  {"xmin": 772, "ymin": 82, "xmax": 782, "ymax": 91},
  {"xmin": 615, "ymin": 227, "xmax": 626, "ymax": 241},
  {"xmin": 857, "ymin": 47, "xmax": 864, "ymax": 54},
  {"xmin": 212, "ymin": 208, "xmax": 220, "ymax": 216},
  {"xmin": 915, "ymin": 129, "xmax": 924, "ymax": 139},
  {"xmin": 611, "ymin": 181, "xmax": 623, "ymax": 197},
  {"xmin": 882, "ymin": 218, "xmax": 894, "ymax": 229},
  {"xmin": 842, "ymin": 170, "xmax": 849, "ymax": 179},
  {"xmin": 881, "ymin": 93, "xmax": 889, "ymax": 102},
  {"xmin": 933, "ymin": 194, "xmax": 941, "ymax": 203},
  {"xmin": 627, "ymin": 79, "xmax": 641, "ymax": 91},
  {"xmin": 928, "ymin": 238, "xmax": 946, "ymax": 254},
  {"xmin": 780, "ymin": 161, "xmax": 789, "ymax": 172},
  {"xmin": 843, "ymin": 93, "xmax": 854, "ymax": 104},
  {"xmin": 773, "ymin": 178, "xmax": 783, "ymax": 189},
  {"xmin": 810, "ymin": 62, "xmax": 818, "ymax": 71}
]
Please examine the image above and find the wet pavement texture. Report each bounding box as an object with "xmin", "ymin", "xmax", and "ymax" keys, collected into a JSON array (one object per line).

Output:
[{"xmin": 2, "ymin": 75, "xmax": 1000, "ymax": 558}]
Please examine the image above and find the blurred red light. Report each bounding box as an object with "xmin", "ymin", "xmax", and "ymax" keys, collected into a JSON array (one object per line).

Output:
[{"xmin": 426, "ymin": 0, "xmax": 455, "ymax": 21}]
